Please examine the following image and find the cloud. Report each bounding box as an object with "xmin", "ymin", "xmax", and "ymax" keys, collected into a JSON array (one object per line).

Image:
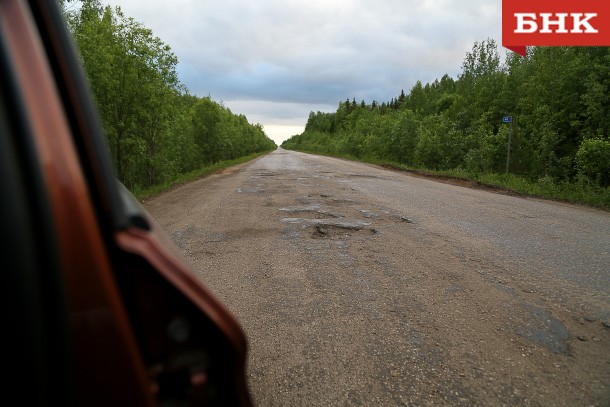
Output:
[{"xmin": 102, "ymin": 0, "xmax": 503, "ymax": 142}]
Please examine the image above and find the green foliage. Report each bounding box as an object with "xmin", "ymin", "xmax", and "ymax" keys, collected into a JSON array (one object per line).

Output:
[
  {"xmin": 386, "ymin": 109, "xmax": 419, "ymax": 164},
  {"xmin": 414, "ymin": 115, "xmax": 464, "ymax": 170},
  {"xmin": 64, "ymin": 1, "xmax": 275, "ymax": 190},
  {"xmin": 465, "ymin": 123, "xmax": 507, "ymax": 174},
  {"xmin": 576, "ymin": 138, "xmax": 610, "ymax": 187},
  {"xmin": 282, "ymin": 39, "xmax": 610, "ymax": 208}
]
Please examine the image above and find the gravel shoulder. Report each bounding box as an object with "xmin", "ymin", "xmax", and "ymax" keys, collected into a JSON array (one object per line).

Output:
[{"xmin": 144, "ymin": 149, "xmax": 610, "ymax": 406}]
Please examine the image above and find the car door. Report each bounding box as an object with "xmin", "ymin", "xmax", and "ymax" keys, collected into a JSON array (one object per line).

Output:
[{"xmin": 0, "ymin": 0, "xmax": 251, "ymax": 405}]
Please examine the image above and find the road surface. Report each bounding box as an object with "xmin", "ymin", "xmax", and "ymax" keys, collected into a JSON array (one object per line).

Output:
[{"xmin": 144, "ymin": 149, "xmax": 609, "ymax": 406}]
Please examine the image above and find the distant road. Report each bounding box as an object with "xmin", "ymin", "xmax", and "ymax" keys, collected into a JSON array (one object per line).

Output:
[{"xmin": 145, "ymin": 148, "xmax": 609, "ymax": 406}]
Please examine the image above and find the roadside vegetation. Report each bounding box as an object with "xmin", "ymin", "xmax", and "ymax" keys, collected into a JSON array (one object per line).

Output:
[
  {"xmin": 62, "ymin": 1, "xmax": 276, "ymax": 192},
  {"xmin": 282, "ymin": 41, "xmax": 610, "ymax": 209},
  {"xmin": 132, "ymin": 151, "xmax": 270, "ymax": 200}
]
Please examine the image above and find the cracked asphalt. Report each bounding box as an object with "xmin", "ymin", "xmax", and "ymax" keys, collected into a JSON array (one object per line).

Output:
[{"xmin": 144, "ymin": 149, "xmax": 610, "ymax": 406}]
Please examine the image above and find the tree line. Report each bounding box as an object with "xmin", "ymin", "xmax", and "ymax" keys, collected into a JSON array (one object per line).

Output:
[
  {"xmin": 64, "ymin": 1, "xmax": 276, "ymax": 190},
  {"xmin": 282, "ymin": 40, "xmax": 610, "ymax": 189}
]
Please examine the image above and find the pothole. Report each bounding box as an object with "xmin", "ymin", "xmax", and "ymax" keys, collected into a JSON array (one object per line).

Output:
[
  {"xmin": 280, "ymin": 206, "xmax": 344, "ymax": 219},
  {"xmin": 400, "ymin": 216, "xmax": 416, "ymax": 224},
  {"xmin": 312, "ymin": 224, "xmax": 375, "ymax": 239},
  {"xmin": 358, "ymin": 209, "xmax": 380, "ymax": 218},
  {"xmin": 281, "ymin": 218, "xmax": 370, "ymax": 227},
  {"xmin": 516, "ymin": 304, "xmax": 571, "ymax": 354},
  {"xmin": 330, "ymin": 198, "xmax": 361, "ymax": 206},
  {"xmin": 280, "ymin": 217, "xmax": 374, "ymax": 239}
]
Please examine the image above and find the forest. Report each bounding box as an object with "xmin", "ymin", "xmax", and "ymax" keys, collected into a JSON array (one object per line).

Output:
[
  {"xmin": 63, "ymin": 1, "xmax": 276, "ymax": 192},
  {"xmin": 282, "ymin": 41, "xmax": 610, "ymax": 206}
]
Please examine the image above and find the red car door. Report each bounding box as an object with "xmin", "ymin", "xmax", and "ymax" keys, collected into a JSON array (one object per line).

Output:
[{"xmin": 0, "ymin": 0, "xmax": 251, "ymax": 405}]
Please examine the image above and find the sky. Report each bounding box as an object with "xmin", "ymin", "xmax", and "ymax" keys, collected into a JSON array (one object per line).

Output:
[{"xmin": 101, "ymin": 0, "xmax": 503, "ymax": 145}]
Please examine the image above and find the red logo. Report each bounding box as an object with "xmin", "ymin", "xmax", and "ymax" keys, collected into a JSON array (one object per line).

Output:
[{"xmin": 503, "ymin": 0, "xmax": 610, "ymax": 56}]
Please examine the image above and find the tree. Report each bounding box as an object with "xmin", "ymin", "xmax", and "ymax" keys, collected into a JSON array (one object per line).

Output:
[
  {"xmin": 576, "ymin": 138, "xmax": 610, "ymax": 186},
  {"xmin": 283, "ymin": 38, "xmax": 609, "ymax": 194},
  {"xmin": 69, "ymin": 2, "xmax": 181, "ymax": 187},
  {"xmin": 387, "ymin": 110, "xmax": 420, "ymax": 164},
  {"xmin": 66, "ymin": 1, "xmax": 275, "ymax": 190}
]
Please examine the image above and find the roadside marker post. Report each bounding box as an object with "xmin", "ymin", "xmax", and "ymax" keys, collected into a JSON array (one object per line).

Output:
[{"xmin": 503, "ymin": 116, "xmax": 513, "ymax": 174}]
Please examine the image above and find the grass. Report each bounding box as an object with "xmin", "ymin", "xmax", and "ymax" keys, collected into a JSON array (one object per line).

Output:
[
  {"xmin": 132, "ymin": 150, "xmax": 273, "ymax": 200},
  {"xmin": 287, "ymin": 148, "xmax": 610, "ymax": 210},
  {"xmin": 473, "ymin": 172, "xmax": 610, "ymax": 209}
]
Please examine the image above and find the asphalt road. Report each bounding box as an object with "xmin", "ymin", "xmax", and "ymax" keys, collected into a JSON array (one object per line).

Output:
[{"xmin": 144, "ymin": 148, "xmax": 609, "ymax": 406}]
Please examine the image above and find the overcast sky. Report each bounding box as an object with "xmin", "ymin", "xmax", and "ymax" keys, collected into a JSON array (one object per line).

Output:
[{"xmin": 102, "ymin": 0, "xmax": 502, "ymax": 144}]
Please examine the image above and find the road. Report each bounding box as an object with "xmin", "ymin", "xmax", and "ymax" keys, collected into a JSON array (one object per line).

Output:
[{"xmin": 144, "ymin": 149, "xmax": 609, "ymax": 406}]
